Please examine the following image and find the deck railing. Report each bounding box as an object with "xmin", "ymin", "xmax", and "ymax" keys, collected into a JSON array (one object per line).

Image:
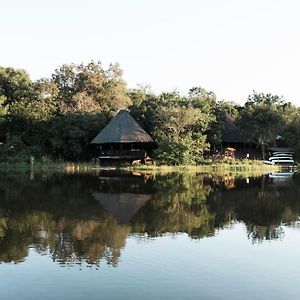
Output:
[{"xmin": 98, "ymin": 149, "xmax": 147, "ymax": 158}]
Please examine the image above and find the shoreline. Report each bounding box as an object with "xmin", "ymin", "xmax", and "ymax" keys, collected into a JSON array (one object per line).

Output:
[{"xmin": 0, "ymin": 160, "xmax": 288, "ymax": 174}]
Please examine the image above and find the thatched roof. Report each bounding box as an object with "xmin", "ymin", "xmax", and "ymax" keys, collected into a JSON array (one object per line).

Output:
[
  {"xmin": 93, "ymin": 192, "xmax": 151, "ymax": 224},
  {"xmin": 91, "ymin": 110, "xmax": 154, "ymax": 144}
]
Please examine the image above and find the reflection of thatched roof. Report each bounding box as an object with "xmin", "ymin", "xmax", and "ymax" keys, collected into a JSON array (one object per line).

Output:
[
  {"xmin": 91, "ymin": 110, "xmax": 154, "ymax": 144},
  {"xmin": 93, "ymin": 192, "xmax": 151, "ymax": 224},
  {"xmin": 221, "ymin": 113, "xmax": 246, "ymax": 143}
]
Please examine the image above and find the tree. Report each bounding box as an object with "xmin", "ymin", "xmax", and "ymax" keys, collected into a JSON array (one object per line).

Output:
[
  {"xmin": 128, "ymin": 87, "xmax": 217, "ymax": 164},
  {"xmin": 46, "ymin": 113, "xmax": 106, "ymax": 160},
  {"xmin": 206, "ymin": 100, "xmax": 240, "ymax": 147},
  {"xmin": 58, "ymin": 92, "xmax": 100, "ymax": 114},
  {"xmin": 281, "ymin": 106, "xmax": 300, "ymax": 160},
  {"xmin": 52, "ymin": 62, "xmax": 131, "ymax": 115},
  {"xmin": 237, "ymin": 92, "xmax": 287, "ymax": 159},
  {"xmin": 153, "ymin": 101, "xmax": 211, "ymax": 165},
  {"xmin": 188, "ymin": 86, "xmax": 217, "ymax": 110},
  {"xmin": 0, "ymin": 96, "xmax": 8, "ymax": 148},
  {"xmin": 0, "ymin": 67, "xmax": 33, "ymax": 105},
  {"xmin": 102, "ymin": 63, "xmax": 132, "ymax": 112},
  {"xmin": 154, "ymin": 106, "xmax": 208, "ymax": 142}
]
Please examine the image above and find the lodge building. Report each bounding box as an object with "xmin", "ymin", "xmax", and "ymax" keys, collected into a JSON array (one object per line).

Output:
[{"xmin": 90, "ymin": 110, "xmax": 156, "ymax": 164}]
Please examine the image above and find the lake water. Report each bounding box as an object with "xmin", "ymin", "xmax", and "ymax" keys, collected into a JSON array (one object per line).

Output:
[{"xmin": 0, "ymin": 170, "xmax": 299, "ymax": 299}]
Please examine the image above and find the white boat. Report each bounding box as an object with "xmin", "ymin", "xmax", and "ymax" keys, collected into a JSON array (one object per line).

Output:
[
  {"xmin": 262, "ymin": 149, "xmax": 295, "ymax": 165},
  {"xmin": 269, "ymin": 156, "xmax": 294, "ymax": 162},
  {"xmin": 269, "ymin": 172, "xmax": 294, "ymax": 182},
  {"xmin": 268, "ymin": 151, "xmax": 295, "ymax": 165},
  {"xmin": 271, "ymin": 154, "xmax": 293, "ymax": 158},
  {"xmin": 272, "ymin": 151, "xmax": 294, "ymax": 155},
  {"xmin": 269, "ymin": 172, "xmax": 294, "ymax": 178},
  {"xmin": 269, "ymin": 158, "xmax": 295, "ymax": 164}
]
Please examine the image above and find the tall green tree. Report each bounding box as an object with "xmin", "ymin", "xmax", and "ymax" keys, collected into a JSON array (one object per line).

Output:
[
  {"xmin": 237, "ymin": 92, "xmax": 288, "ymax": 159},
  {"xmin": 52, "ymin": 62, "xmax": 131, "ymax": 115},
  {"xmin": 281, "ymin": 106, "xmax": 300, "ymax": 159},
  {"xmin": 151, "ymin": 90, "xmax": 213, "ymax": 164},
  {"xmin": 0, "ymin": 67, "xmax": 33, "ymax": 105}
]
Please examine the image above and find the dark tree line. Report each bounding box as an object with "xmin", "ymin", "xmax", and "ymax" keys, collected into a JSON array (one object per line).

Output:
[
  {"xmin": 0, "ymin": 62, "xmax": 130, "ymax": 161},
  {"xmin": 0, "ymin": 62, "xmax": 299, "ymax": 164}
]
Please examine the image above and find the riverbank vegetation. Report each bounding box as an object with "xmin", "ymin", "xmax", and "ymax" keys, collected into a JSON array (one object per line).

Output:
[
  {"xmin": 0, "ymin": 160, "xmax": 94, "ymax": 173},
  {"xmin": 124, "ymin": 159, "xmax": 280, "ymax": 174},
  {"xmin": 1, "ymin": 62, "xmax": 300, "ymax": 165},
  {"xmin": 0, "ymin": 159, "xmax": 281, "ymax": 177}
]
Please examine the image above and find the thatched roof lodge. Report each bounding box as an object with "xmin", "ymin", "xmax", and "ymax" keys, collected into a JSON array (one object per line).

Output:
[{"xmin": 90, "ymin": 110, "xmax": 156, "ymax": 162}]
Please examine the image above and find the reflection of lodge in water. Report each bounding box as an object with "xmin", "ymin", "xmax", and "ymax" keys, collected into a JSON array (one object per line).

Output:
[
  {"xmin": 0, "ymin": 172, "xmax": 154, "ymax": 267},
  {"xmin": 95, "ymin": 171, "xmax": 154, "ymax": 223},
  {"xmin": 97, "ymin": 172, "xmax": 300, "ymax": 244},
  {"xmin": 1, "ymin": 171, "xmax": 300, "ymax": 267},
  {"xmin": 93, "ymin": 172, "xmax": 153, "ymax": 224},
  {"xmin": 94, "ymin": 193, "xmax": 151, "ymax": 224},
  {"xmin": 92, "ymin": 176, "xmax": 151, "ymax": 224}
]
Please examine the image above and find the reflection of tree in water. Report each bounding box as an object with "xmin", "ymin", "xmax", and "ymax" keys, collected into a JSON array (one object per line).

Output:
[
  {"xmin": 208, "ymin": 174, "xmax": 300, "ymax": 242},
  {"xmin": 1, "ymin": 172, "xmax": 300, "ymax": 266},
  {"xmin": 131, "ymin": 173, "xmax": 300, "ymax": 243},
  {"xmin": 0, "ymin": 173, "xmax": 129, "ymax": 266},
  {"xmin": 131, "ymin": 174, "xmax": 215, "ymax": 238},
  {"xmin": 247, "ymin": 224, "xmax": 284, "ymax": 242},
  {"xmin": 0, "ymin": 213, "xmax": 129, "ymax": 266},
  {"xmin": 50, "ymin": 216, "xmax": 130, "ymax": 266}
]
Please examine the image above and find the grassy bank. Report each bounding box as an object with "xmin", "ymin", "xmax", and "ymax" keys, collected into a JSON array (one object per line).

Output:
[
  {"xmin": 0, "ymin": 159, "xmax": 287, "ymax": 174},
  {"xmin": 0, "ymin": 161, "xmax": 95, "ymax": 173},
  {"xmin": 122, "ymin": 160, "xmax": 282, "ymax": 174}
]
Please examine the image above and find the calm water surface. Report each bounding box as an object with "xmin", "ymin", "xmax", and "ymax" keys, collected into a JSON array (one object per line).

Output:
[{"xmin": 0, "ymin": 171, "xmax": 299, "ymax": 299}]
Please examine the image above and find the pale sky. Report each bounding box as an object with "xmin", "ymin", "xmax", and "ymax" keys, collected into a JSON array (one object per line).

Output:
[{"xmin": 1, "ymin": 0, "xmax": 300, "ymax": 105}]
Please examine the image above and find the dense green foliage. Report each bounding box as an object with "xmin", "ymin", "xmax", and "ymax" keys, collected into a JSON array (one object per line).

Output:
[
  {"xmin": 129, "ymin": 88, "xmax": 227, "ymax": 164},
  {"xmin": 237, "ymin": 92, "xmax": 295, "ymax": 159},
  {"xmin": 0, "ymin": 62, "xmax": 130, "ymax": 161},
  {"xmin": 0, "ymin": 63, "xmax": 300, "ymax": 164}
]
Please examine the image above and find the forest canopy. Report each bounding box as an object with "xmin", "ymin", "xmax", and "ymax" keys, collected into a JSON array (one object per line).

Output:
[{"xmin": 0, "ymin": 62, "xmax": 299, "ymax": 164}]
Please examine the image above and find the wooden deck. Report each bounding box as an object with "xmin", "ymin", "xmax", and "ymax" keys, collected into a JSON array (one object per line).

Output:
[{"xmin": 98, "ymin": 149, "xmax": 147, "ymax": 159}]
